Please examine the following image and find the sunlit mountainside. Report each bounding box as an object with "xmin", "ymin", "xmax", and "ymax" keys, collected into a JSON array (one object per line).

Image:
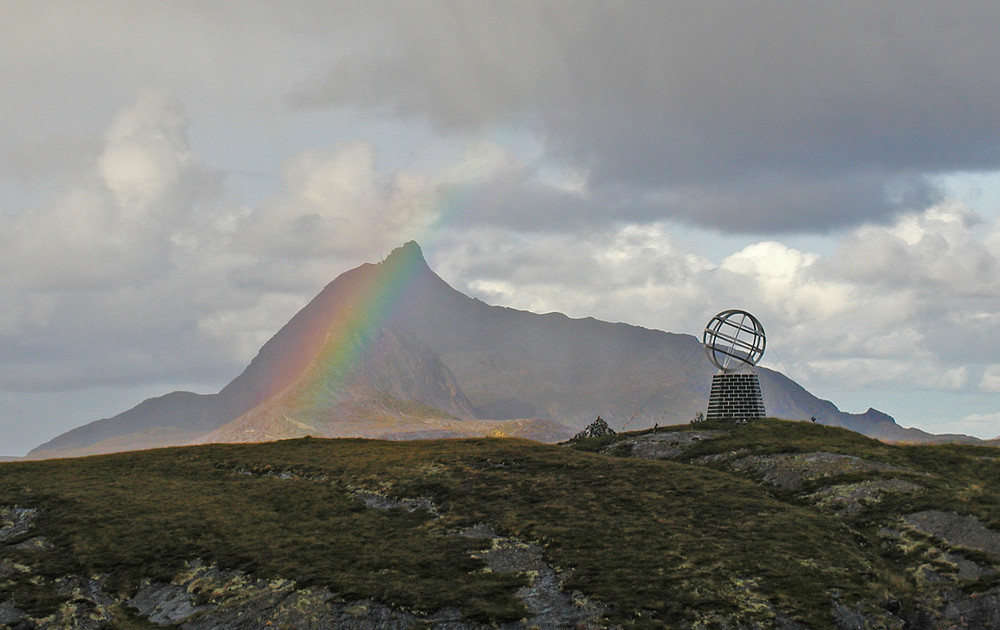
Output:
[{"xmin": 29, "ymin": 242, "xmax": 976, "ymax": 459}]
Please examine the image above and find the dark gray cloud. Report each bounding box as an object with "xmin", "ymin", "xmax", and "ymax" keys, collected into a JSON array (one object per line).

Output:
[{"xmin": 294, "ymin": 1, "xmax": 1000, "ymax": 232}]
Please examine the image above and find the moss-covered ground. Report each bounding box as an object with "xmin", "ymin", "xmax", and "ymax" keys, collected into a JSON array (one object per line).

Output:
[{"xmin": 1, "ymin": 419, "xmax": 999, "ymax": 628}]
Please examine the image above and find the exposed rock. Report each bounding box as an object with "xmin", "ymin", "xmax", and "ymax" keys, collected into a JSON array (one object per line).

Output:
[
  {"xmin": 130, "ymin": 560, "xmax": 418, "ymax": 630},
  {"xmin": 123, "ymin": 549, "xmax": 609, "ymax": 630},
  {"xmin": 455, "ymin": 524, "xmax": 609, "ymax": 629},
  {"xmin": 939, "ymin": 586, "xmax": 1000, "ymax": 629},
  {"xmin": 131, "ymin": 580, "xmax": 213, "ymax": 624},
  {"xmin": 12, "ymin": 536, "xmax": 51, "ymax": 552},
  {"xmin": 454, "ymin": 523, "xmax": 496, "ymax": 540},
  {"xmin": 830, "ymin": 598, "xmax": 886, "ymax": 630},
  {"xmin": 608, "ymin": 430, "xmax": 726, "ymax": 460},
  {"xmin": 693, "ymin": 449, "xmax": 752, "ymax": 465},
  {"xmin": 0, "ymin": 600, "xmax": 28, "ymax": 626},
  {"xmin": 878, "ymin": 518, "xmax": 1000, "ymax": 629},
  {"xmin": 30, "ymin": 575, "xmax": 118, "ymax": 630},
  {"xmin": 0, "ymin": 507, "xmax": 38, "ymax": 543},
  {"xmin": 225, "ymin": 463, "xmax": 329, "ymax": 482},
  {"xmin": 722, "ymin": 452, "xmax": 907, "ymax": 491},
  {"xmin": 807, "ymin": 479, "xmax": 922, "ymax": 516},
  {"xmin": 0, "ymin": 559, "xmax": 27, "ymax": 578},
  {"xmin": 572, "ymin": 417, "xmax": 615, "ymax": 440},
  {"xmin": 879, "ymin": 526, "xmax": 995, "ymax": 581},
  {"xmin": 903, "ymin": 510, "xmax": 1000, "ymax": 559},
  {"xmin": 350, "ymin": 489, "xmax": 438, "ymax": 514},
  {"xmin": 943, "ymin": 551, "xmax": 995, "ymax": 580}
]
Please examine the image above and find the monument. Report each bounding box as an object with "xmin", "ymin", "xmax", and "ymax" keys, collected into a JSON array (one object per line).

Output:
[{"xmin": 702, "ymin": 309, "xmax": 766, "ymax": 422}]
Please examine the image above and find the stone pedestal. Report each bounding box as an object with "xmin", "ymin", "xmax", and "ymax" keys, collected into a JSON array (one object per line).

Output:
[{"xmin": 706, "ymin": 372, "xmax": 765, "ymax": 423}]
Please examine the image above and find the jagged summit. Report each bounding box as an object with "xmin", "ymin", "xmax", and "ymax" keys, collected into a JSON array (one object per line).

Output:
[{"xmin": 381, "ymin": 240, "xmax": 426, "ymax": 266}]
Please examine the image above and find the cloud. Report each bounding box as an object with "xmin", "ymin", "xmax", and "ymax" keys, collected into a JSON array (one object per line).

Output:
[
  {"xmin": 0, "ymin": 94, "xmax": 245, "ymax": 390},
  {"xmin": 7, "ymin": 3, "xmax": 998, "ymax": 236},
  {"xmin": 5, "ymin": 4, "xmax": 1000, "ymax": 449},
  {"xmin": 292, "ymin": 1, "xmax": 1000, "ymax": 232},
  {"xmin": 234, "ymin": 140, "xmax": 438, "ymax": 259},
  {"xmin": 959, "ymin": 412, "xmax": 1000, "ymax": 438},
  {"xmin": 0, "ymin": 91, "xmax": 222, "ymax": 291},
  {"xmin": 830, "ymin": 202, "xmax": 1000, "ymax": 293},
  {"xmin": 4, "ymin": 82, "xmax": 1000, "ymax": 439},
  {"xmin": 5, "ymin": 87, "xmax": 999, "ymax": 431},
  {"xmin": 980, "ymin": 366, "xmax": 1000, "ymax": 393}
]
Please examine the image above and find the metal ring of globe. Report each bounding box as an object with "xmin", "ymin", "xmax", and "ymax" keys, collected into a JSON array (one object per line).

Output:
[{"xmin": 703, "ymin": 309, "xmax": 766, "ymax": 372}]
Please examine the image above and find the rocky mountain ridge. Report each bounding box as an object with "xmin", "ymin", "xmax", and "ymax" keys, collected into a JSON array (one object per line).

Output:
[{"xmin": 29, "ymin": 242, "xmax": 977, "ymax": 458}]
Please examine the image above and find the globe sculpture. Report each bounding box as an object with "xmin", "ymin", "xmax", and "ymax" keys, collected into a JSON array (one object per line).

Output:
[
  {"xmin": 702, "ymin": 309, "xmax": 766, "ymax": 423},
  {"xmin": 703, "ymin": 309, "xmax": 766, "ymax": 371}
]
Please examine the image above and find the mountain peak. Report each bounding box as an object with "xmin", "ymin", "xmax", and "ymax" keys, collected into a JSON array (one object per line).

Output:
[{"xmin": 382, "ymin": 241, "xmax": 426, "ymax": 267}]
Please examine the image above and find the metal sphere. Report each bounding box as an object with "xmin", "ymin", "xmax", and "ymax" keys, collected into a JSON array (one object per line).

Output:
[{"xmin": 703, "ymin": 309, "xmax": 766, "ymax": 372}]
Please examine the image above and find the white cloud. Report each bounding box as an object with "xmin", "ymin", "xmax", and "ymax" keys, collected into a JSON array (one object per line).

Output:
[
  {"xmin": 720, "ymin": 241, "xmax": 852, "ymax": 321},
  {"xmin": 804, "ymin": 359, "xmax": 968, "ymax": 392},
  {"xmin": 0, "ymin": 91, "xmax": 223, "ymax": 292},
  {"xmin": 235, "ymin": 140, "xmax": 438, "ymax": 258},
  {"xmin": 0, "ymin": 94, "xmax": 242, "ymax": 389},
  {"xmin": 6, "ymin": 92, "xmax": 999, "ymax": 425},
  {"xmin": 980, "ymin": 365, "xmax": 1000, "ymax": 393},
  {"xmin": 293, "ymin": 3, "xmax": 1000, "ymax": 231},
  {"xmin": 955, "ymin": 412, "xmax": 1000, "ymax": 439},
  {"xmin": 833, "ymin": 201, "xmax": 999, "ymax": 294}
]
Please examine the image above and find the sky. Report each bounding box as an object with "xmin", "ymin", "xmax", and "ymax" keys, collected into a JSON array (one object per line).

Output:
[{"xmin": 5, "ymin": 2, "xmax": 1000, "ymax": 455}]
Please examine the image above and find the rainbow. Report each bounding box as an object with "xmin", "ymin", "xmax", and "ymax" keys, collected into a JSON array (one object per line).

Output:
[
  {"xmin": 251, "ymin": 149, "xmax": 517, "ymax": 419},
  {"xmin": 256, "ymin": 241, "xmax": 440, "ymax": 417}
]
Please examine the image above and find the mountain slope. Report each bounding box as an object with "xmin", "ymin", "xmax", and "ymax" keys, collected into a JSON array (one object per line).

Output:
[
  {"xmin": 31, "ymin": 246, "xmax": 442, "ymax": 456},
  {"xmin": 30, "ymin": 242, "xmax": 973, "ymax": 457},
  {"xmin": 377, "ymin": 244, "xmax": 966, "ymax": 442},
  {"xmin": 196, "ymin": 325, "xmax": 497, "ymax": 444}
]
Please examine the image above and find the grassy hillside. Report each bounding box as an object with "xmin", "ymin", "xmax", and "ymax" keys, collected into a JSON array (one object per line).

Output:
[{"xmin": 2, "ymin": 419, "xmax": 1000, "ymax": 628}]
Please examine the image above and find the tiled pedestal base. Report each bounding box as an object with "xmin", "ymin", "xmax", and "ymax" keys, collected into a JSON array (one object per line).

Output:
[{"xmin": 706, "ymin": 373, "xmax": 765, "ymax": 423}]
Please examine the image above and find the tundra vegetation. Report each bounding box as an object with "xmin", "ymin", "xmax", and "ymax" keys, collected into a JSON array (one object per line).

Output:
[{"xmin": 2, "ymin": 419, "xmax": 1000, "ymax": 628}]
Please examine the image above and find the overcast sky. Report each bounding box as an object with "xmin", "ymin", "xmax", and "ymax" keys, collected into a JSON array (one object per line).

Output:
[{"xmin": 5, "ymin": 1, "xmax": 1000, "ymax": 455}]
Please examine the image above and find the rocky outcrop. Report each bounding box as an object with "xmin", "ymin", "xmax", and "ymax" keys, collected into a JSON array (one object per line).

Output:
[
  {"xmin": 903, "ymin": 510, "xmax": 1000, "ymax": 559},
  {"xmin": 572, "ymin": 417, "xmax": 615, "ymax": 440},
  {"xmin": 713, "ymin": 451, "xmax": 908, "ymax": 491},
  {"xmin": 131, "ymin": 560, "xmax": 420, "ymax": 630},
  {"xmin": 455, "ymin": 524, "xmax": 609, "ymax": 629},
  {"xmin": 0, "ymin": 507, "xmax": 37, "ymax": 543},
  {"xmin": 879, "ymin": 510, "xmax": 1000, "ymax": 629},
  {"xmin": 0, "ymin": 487, "xmax": 609, "ymax": 629},
  {"xmin": 806, "ymin": 479, "xmax": 922, "ymax": 516},
  {"xmin": 603, "ymin": 430, "xmax": 725, "ymax": 459}
]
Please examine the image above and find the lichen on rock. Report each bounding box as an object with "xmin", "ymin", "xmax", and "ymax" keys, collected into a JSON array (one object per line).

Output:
[
  {"xmin": 455, "ymin": 524, "xmax": 610, "ymax": 629},
  {"xmin": 722, "ymin": 452, "xmax": 908, "ymax": 491},
  {"xmin": 807, "ymin": 479, "xmax": 922, "ymax": 516},
  {"xmin": 0, "ymin": 506, "xmax": 38, "ymax": 543},
  {"xmin": 608, "ymin": 430, "xmax": 726, "ymax": 460}
]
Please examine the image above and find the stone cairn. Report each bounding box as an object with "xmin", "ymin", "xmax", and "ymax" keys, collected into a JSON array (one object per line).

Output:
[{"xmin": 572, "ymin": 416, "xmax": 616, "ymax": 440}]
